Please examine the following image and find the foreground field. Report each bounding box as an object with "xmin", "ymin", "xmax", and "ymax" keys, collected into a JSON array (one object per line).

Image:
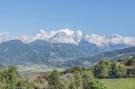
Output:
[{"xmin": 100, "ymin": 78, "xmax": 135, "ymax": 89}]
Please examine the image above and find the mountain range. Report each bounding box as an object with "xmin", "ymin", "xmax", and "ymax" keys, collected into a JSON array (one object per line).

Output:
[
  {"xmin": 1, "ymin": 29, "xmax": 135, "ymax": 46},
  {"xmin": 0, "ymin": 29, "xmax": 135, "ymax": 67}
]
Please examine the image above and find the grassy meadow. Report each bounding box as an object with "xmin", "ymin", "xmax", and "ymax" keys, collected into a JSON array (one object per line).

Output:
[{"xmin": 100, "ymin": 78, "xmax": 135, "ymax": 89}]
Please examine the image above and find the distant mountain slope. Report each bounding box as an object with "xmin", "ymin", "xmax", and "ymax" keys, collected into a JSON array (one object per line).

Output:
[
  {"xmin": 29, "ymin": 40, "xmax": 90, "ymax": 58},
  {"xmin": 0, "ymin": 40, "xmax": 90, "ymax": 65},
  {"xmin": 94, "ymin": 46, "xmax": 135, "ymax": 60},
  {"xmin": 0, "ymin": 40, "xmax": 31, "ymax": 58},
  {"xmin": 78, "ymin": 40, "xmax": 103, "ymax": 56},
  {"xmin": 0, "ymin": 39, "xmax": 134, "ymax": 67}
]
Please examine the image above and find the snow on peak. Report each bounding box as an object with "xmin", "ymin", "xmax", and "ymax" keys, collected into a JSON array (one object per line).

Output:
[
  {"xmin": 16, "ymin": 29, "xmax": 82, "ymax": 44},
  {"xmin": 48, "ymin": 29, "xmax": 82, "ymax": 44},
  {"xmin": 17, "ymin": 35, "xmax": 34, "ymax": 43},
  {"xmin": 1, "ymin": 29, "xmax": 135, "ymax": 47},
  {"xmin": 36, "ymin": 30, "xmax": 52, "ymax": 40}
]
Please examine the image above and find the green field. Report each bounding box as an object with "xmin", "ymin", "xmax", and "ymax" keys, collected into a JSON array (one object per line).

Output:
[{"xmin": 100, "ymin": 78, "xmax": 135, "ymax": 89}]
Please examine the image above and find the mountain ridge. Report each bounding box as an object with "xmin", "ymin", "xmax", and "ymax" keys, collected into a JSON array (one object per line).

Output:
[
  {"xmin": 0, "ymin": 29, "xmax": 135, "ymax": 67},
  {"xmin": 0, "ymin": 39, "xmax": 134, "ymax": 67},
  {"xmin": 1, "ymin": 29, "xmax": 135, "ymax": 48}
]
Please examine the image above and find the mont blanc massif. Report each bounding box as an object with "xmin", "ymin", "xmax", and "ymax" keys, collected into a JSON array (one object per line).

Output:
[{"xmin": 0, "ymin": 29, "xmax": 135, "ymax": 67}]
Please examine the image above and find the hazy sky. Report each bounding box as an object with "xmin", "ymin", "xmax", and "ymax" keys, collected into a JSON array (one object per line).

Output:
[{"xmin": 0, "ymin": 0, "xmax": 135, "ymax": 36}]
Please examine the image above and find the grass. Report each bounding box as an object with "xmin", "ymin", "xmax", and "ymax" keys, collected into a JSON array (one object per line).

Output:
[{"xmin": 99, "ymin": 78, "xmax": 135, "ymax": 89}]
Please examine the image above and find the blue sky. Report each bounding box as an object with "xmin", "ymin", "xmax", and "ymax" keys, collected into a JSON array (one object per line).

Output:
[{"xmin": 0, "ymin": 0, "xmax": 135, "ymax": 36}]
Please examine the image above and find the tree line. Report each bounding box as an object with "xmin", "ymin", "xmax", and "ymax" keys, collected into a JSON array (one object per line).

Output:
[
  {"xmin": 94, "ymin": 57, "xmax": 135, "ymax": 78},
  {"xmin": 0, "ymin": 66, "xmax": 107, "ymax": 89}
]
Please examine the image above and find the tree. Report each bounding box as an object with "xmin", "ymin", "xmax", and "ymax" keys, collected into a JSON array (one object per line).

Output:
[
  {"xmin": 69, "ymin": 83, "xmax": 78, "ymax": 89},
  {"xmin": 0, "ymin": 66, "xmax": 20, "ymax": 89},
  {"xmin": 48, "ymin": 70, "xmax": 65, "ymax": 89},
  {"xmin": 0, "ymin": 66, "xmax": 34, "ymax": 89},
  {"xmin": 94, "ymin": 61, "xmax": 112, "ymax": 78},
  {"xmin": 16, "ymin": 79, "xmax": 33, "ymax": 89},
  {"xmin": 82, "ymin": 72, "xmax": 107, "ymax": 89},
  {"xmin": 112, "ymin": 62, "xmax": 127, "ymax": 78},
  {"xmin": 73, "ymin": 73, "xmax": 83, "ymax": 89},
  {"xmin": 132, "ymin": 66, "xmax": 135, "ymax": 76},
  {"xmin": 126, "ymin": 57, "xmax": 135, "ymax": 66},
  {"xmin": 63, "ymin": 67, "xmax": 82, "ymax": 74},
  {"xmin": 84, "ymin": 80, "xmax": 107, "ymax": 89}
]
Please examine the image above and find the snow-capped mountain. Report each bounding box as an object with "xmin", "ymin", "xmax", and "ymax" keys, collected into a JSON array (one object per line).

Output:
[
  {"xmin": 17, "ymin": 29, "xmax": 84, "ymax": 45},
  {"xmin": 0, "ymin": 29, "xmax": 135, "ymax": 66},
  {"xmin": 49, "ymin": 29, "xmax": 77, "ymax": 44},
  {"xmin": 1, "ymin": 29, "xmax": 135, "ymax": 48}
]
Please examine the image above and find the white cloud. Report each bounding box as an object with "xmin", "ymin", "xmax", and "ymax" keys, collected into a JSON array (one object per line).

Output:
[
  {"xmin": 87, "ymin": 34, "xmax": 106, "ymax": 47},
  {"xmin": 86, "ymin": 34, "xmax": 135, "ymax": 47},
  {"xmin": 0, "ymin": 32, "xmax": 10, "ymax": 43}
]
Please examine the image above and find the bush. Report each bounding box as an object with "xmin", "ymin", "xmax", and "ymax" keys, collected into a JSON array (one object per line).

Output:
[{"xmin": 0, "ymin": 66, "xmax": 34, "ymax": 89}]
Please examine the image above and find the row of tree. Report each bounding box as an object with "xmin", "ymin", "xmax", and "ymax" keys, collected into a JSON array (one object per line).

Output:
[
  {"xmin": 118, "ymin": 56, "xmax": 135, "ymax": 66},
  {"xmin": 94, "ymin": 58, "xmax": 135, "ymax": 78},
  {"xmin": 0, "ymin": 66, "xmax": 107, "ymax": 89},
  {"xmin": 48, "ymin": 70, "xmax": 107, "ymax": 89}
]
